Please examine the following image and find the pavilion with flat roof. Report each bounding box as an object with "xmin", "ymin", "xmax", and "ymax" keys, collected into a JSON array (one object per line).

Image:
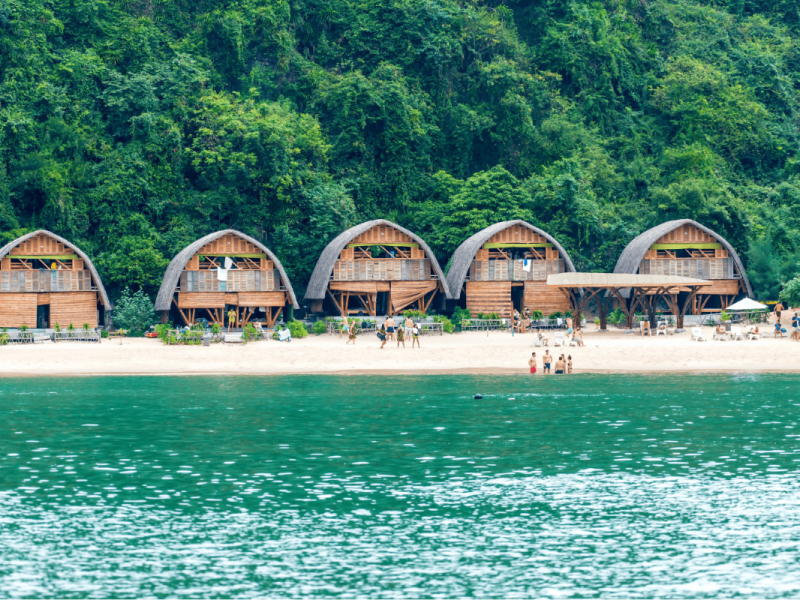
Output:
[{"xmin": 547, "ymin": 273, "xmax": 713, "ymax": 330}]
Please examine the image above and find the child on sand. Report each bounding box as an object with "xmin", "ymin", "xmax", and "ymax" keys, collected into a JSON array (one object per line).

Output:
[
  {"xmin": 543, "ymin": 350, "xmax": 552, "ymax": 373},
  {"xmin": 397, "ymin": 325, "xmax": 405, "ymax": 348},
  {"xmin": 411, "ymin": 323, "xmax": 420, "ymax": 348},
  {"xmin": 528, "ymin": 352, "xmax": 537, "ymax": 374}
]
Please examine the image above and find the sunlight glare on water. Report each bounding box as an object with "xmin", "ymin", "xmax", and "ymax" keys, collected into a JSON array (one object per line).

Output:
[{"xmin": 1, "ymin": 374, "xmax": 800, "ymax": 598}]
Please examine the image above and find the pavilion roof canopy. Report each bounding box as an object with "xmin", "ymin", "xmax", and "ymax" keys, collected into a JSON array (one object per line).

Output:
[{"xmin": 547, "ymin": 273, "xmax": 712, "ymax": 288}]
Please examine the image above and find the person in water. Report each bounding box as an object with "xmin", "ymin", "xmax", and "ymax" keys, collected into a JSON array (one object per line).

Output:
[
  {"xmin": 378, "ymin": 324, "xmax": 387, "ymax": 349},
  {"xmin": 396, "ymin": 325, "xmax": 405, "ymax": 348},
  {"xmin": 543, "ymin": 350, "xmax": 552, "ymax": 374},
  {"xmin": 528, "ymin": 352, "xmax": 537, "ymax": 374}
]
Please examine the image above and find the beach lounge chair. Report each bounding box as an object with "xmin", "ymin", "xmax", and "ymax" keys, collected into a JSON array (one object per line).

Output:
[
  {"xmin": 730, "ymin": 326, "xmax": 744, "ymax": 341},
  {"xmin": 746, "ymin": 326, "xmax": 762, "ymax": 340},
  {"xmin": 712, "ymin": 326, "xmax": 729, "ymax": 341},
  {"xmin": 656, "ymin": 321, "xmax": 668, "ymax": 336},
  {"xmin": 553, "ymin": 332, "xmax": 565, "ymax": 347},
  {"xmin": 691, "ymin": 327, "xmax": 707, "ymax": 342}
]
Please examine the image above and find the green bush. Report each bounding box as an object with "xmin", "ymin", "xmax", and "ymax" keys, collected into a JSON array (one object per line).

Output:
[
  {"xmin": 451, "ymin": 307, "xmax": 471, "ymax": 330},
  {"xmin": 434, "ymin": 315, "xmax": 455, "ymax": 333},
  {"xmin": 242, "ymin": 323, "xmax": 259, "ymax": 343},
  {"xmin": 154, "ymin": 323, "xmax": 171, "ymax": 343},
  {"xmin": 313, "ymin": 320, "xmax": 327, "ymax": 334},
  {"xmin": 101, "ymin": 330, "xmax": 109, "ymax": 338},
  {"xmin": 113, "ymin": 288, "xmax": 156, "ymax": 333},
  {"xmin": 288, "ymin": 320, "xmax": 309, "ymax": 338}
]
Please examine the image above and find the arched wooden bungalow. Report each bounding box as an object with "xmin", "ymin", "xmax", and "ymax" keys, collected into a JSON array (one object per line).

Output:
[
  {"xmin": 304, "ymin": 220, "xmax": 450, "ymax": 316},
  {"xmin": 0, "ymin": 230, "xmax": 112, "ymax": 328},
  {"xmin": 155, "ymin": 230, "xmax": 299, "ymax": 327},
  {"xmin": 445, "ymin": 221, "xmax": 576, "ymax": 318},
  {"xmin": 613, "ymin": 219, "xmax": 753, "ymax": 314}
]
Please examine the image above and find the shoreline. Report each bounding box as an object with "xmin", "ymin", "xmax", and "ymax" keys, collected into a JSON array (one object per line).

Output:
[{"xmin": 2, "ymin": 324, "xmax": 798, "ymax": 378}]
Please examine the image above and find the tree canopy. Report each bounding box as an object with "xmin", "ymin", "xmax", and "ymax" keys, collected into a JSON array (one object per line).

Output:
[{"xmin": 2, "ymin": 0, "xmax": 800, "ymax": 299}]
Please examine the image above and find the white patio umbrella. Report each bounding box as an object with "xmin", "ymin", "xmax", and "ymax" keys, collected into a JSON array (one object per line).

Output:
[{"xmin": 725, "ymin": 298, "xmax": 768, "ymax": 311}]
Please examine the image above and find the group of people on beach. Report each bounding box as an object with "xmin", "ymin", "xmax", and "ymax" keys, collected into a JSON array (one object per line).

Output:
[
  {"xmin": 528, "ymin": 350, "xmax": 572, "ymax": 374},
  {"xmin": 341, "ymin": 315, "xmax": 421, "ymax": 348}
]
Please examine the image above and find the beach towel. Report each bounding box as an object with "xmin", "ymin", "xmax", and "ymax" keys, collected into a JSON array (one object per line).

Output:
[
  {"xmin": 523, "ymin": 258, "xmax": 531, "ymax": 272},
  {"xmin": 217, "ymin": 268, "xmax": 228, "ymax": 282},
  {"xmin": 278, "ymin": 329, "xmax": 291, "ymax": 342},
  {"xmin": 224, "ymin": 257, "xmax": 234, "ymax": 270}
]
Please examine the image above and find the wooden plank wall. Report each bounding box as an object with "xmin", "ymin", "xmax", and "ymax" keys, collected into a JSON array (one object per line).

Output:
[
  {"xmin": 197, "ymin": 233, "xmax": 262, "ymax": 255},
  {"xmin": 178, "ymin": 293, "xmax": 227, "ymax": 309},
  {"xmin": 523, "ymin": 281, "xmax": 570, "ymax": 316},
  {"xmin": 465, "ymin": 282, "xmax": 513, "ymax": 318},
  {"xmin": 180, "ymin": 270, "xmax": 277, "ymax": 292},
  {"xmin": 639, "ymin": 258, "xmax": 735, "ymax": 280},
  {"xmin": 655, "ymin": 223, "xmax": 715, "ymax": 244},
  {"xmin": 0, "ymin": 293, "xmax": 37, "ymax": 327},
  {"xmin": 238, "ymin": 292, "xmax": 286, "ymax": 307},
  {"xmin": 351, "ymin": 224, "xmax": 414, "ymax": 245},
  {"xmin": 332, "ymin": 259, "xmax": 430, "ymax": 281},
  {"xmin": 9, "ymin": 234, "xmax": 70, "ymax": 256},
  {"xmin": 470, "ymin": 259, "xmax": 564, "ymax": 282},
  {"xmin": 1, "ymin": 270, "xmax": 93, "ymax": 292},
  {"xmin": 485, "ymin": 224, "xmax": 549, "ymax": 245},
  {"xmin": 700, "ymin": 280, "xmax": 741, "ymax": 294},
  {"xmin": 50, "ymin": 292, "xmax": 98, "ymax": 328}
]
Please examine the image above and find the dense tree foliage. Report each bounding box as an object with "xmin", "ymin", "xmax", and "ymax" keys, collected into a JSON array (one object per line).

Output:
[{"xmin": 3, "ymin": 0, "xmax": 800, "ymax": 300}]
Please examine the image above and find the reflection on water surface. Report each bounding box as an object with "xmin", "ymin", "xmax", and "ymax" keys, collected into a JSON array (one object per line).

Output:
[{"xmin": 1, "ymin": 374, "xmax": 799, "ymax": 597}]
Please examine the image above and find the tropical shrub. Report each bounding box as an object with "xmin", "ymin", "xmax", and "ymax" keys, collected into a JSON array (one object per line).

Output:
[
  {"xmin": 113, "ymin": 288, "xmax": 156, "ymax": 334},
  {"xmin": 288, "ymin": 321, "xmax": 308, "ymax": 338},
  {"xmin": 313, "ymin": 320, "xmax": 327, "ymax": 335}
]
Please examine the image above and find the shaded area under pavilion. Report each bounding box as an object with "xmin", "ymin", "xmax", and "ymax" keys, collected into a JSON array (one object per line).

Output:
[{"xmin": 547, "ymin": 273, "xmax": 713, "ymax": 330}]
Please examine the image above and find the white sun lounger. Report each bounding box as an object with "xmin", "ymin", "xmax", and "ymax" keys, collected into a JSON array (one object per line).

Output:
[
  {"xmin": 729, "ymin": 326, "xmax": 744, "ymax": 341},
  {"xmin": 691, "ymin": 327, "xmax": 707, "ymax": 342},
  {"xmin": 746, "ymin": 326, "xmax": 762, "ymax": 340},
  {"xmin": 656, "ymin": 321, "xmax": 668, "ymax": 336},
  {"xmin": 553, "ymin": 332, "xmax": 565, "ymax": 347}
]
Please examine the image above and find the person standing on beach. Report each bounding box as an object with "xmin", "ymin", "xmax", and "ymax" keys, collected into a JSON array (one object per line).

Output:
[
  {"xmin": 543, "ymin": 350, "xmax": 552, "ymax": 373},
  {"xmin": 385, "ymin": 315, "xmax": 395, "ymax": 341},
  {"xmin": 555, "ymin": 356, "xmax": 566, "ymax": 374},
  {"xmin": 378, "ymin": 324, "xmax": 387, "ymax": 349},
  {"xmin": 227, "ymin": 308, "xmax": 237, "ymax": 332},
  {"xmin": 567, "ymin": 355, "xmax": 573, "ymax": 373},
  {"xmin": 528, "ymin": 352, "xmax": 537, "ymax": 374},
  {"xmin": 404, "ymin": 315, "xmax": 413, "ymax": 339},
  {"xmin": 346, "ymin": 320, "xmax": 357, "ymax": 345},
  {"xmin": 411, "ymin": 323, "xmax": 420, "ymax": 348},
  {"xmin": 339, "ymin": 316, "xmax": 349, "ymax": 339},
  {"xmin": 397, "ymin": 325, "xmax": 405, "ymax": 348}
]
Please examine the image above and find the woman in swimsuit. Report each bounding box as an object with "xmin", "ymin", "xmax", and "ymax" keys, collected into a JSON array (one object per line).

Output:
[
  {"xmin": 378, "ymin": 325, "xmax": 387, "ymax": 349},
  {"xmin": 346, "ymin": 321, "xmax": 357, "ymax": 345},
  {"xmin": 397, "ymin": 326, "xmax": 405, "ymax": 348},
  {"xmin": 567, "ymin": 355, "xmax": 572, "ymax": 373}
]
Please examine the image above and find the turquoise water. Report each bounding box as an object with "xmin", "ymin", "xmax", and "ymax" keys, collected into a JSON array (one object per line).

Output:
[{"xmin": 1, "ymin": 374, "xmax": 800, "ymax": 597}]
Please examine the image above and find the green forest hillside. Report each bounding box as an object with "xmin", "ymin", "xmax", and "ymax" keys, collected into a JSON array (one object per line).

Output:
[{"xmin": 3, "ymin": 0, "xmax": 800, "ymax": 302}]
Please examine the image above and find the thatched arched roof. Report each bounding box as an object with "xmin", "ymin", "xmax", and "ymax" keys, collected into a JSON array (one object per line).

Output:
[
  {"xmin": 445, "ymin": 220, "xmax": 577, "ymax": 300},
  {"xmin": 304, "ymin": 219, "xmax": 450, "ymax": 301},
  {"xmin": 613, "ymin": 219, "xmax": 753, "ymax": 297},
  {"xmin": 0, "ymin": 229, "xmax": 113, "ymax": 309},
  {"xmin": 155, "ymin": 229, "xmax": 299, "ymax": 311}
]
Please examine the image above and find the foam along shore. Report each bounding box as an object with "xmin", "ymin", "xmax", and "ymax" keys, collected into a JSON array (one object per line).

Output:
[{"xmin": 1, "ymin": 322, "xmax": 798, "ymax": 376}]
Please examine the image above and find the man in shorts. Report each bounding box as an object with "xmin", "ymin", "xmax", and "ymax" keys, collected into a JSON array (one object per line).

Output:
[
  {"xmin": 528, "ymin": 352, "xmax": 537, "ymax": 374},
  {"xmin": 543, "ymin": 350, "xmax": 552, "ymax": 374},
  {"xmin": 404, "ymin": 315, "xmax": 414, "ymax": 338},
  {"xmin": 555, "ymin": 356, "xmax": 566, "ymax": 374},
  {"xmin": 385, "ymin": 315, "xmax": 395, "ymax": 341}
]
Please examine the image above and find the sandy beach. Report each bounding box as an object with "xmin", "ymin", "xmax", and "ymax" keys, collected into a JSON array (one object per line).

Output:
[{"xmin": 1, "ymin": 325, "xmax": 798, "ymax": 376}]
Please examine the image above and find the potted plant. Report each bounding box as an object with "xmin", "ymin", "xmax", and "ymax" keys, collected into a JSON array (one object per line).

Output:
[{"xmin": 720, "ymin": 310, "xmax": 732, "ymax": 330}]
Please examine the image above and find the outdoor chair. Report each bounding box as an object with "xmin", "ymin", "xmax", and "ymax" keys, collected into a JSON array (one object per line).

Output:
[
  {"xmin": 712, "ymin": 326, "xmax": 729, "ymax": 341},
  {"xmin": 640, "ymin": 322, "xmax": 652, "ymax": 336},
  {"xmin": 729, "ymin": 326, "xmax": 745, "ymax": 341},
  {"xmin": 746, "ymin": 326, "xmax": 762, "ymax": 340},
  {"xmin": 553, "ymin": 332, "xmax": 565, "ymax": 347},
  {"xmin": 656, "ymin": 321, "xmax": 668, "ymax": 336},
  {"xmin": 691, "ymin": 327, "xmax": 707, "ymax": 342}
]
